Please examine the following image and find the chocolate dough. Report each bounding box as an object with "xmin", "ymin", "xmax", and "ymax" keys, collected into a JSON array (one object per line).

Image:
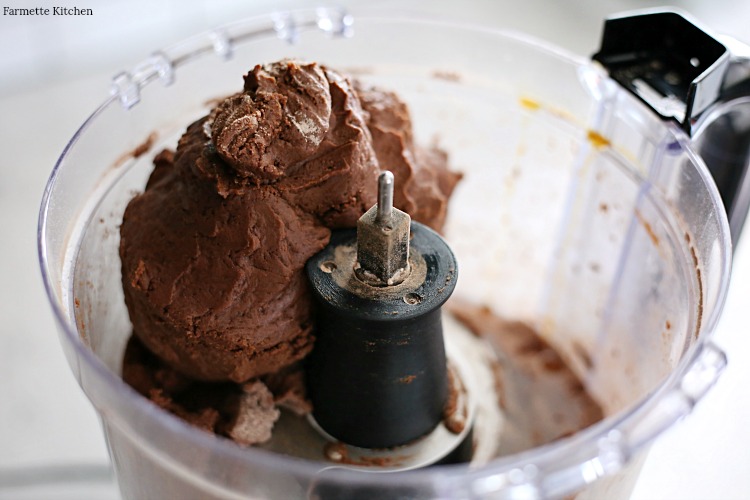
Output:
[{"xmin": 120, "ymin": 60, "xmax": 461, "ymax": 383}]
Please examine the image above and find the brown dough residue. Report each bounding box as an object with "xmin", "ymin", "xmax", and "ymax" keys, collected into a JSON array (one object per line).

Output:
[
  {"xmin": 226, "ymin": 381, "xmax": 280, "ymax": 446},
  {"xmin": 113, "ymin": 132, "xmax": 159, "ymax": 169},
  {"xmin": 323, "ymin": 442, "xmax": 407, "ymax": 467},
  {"xmin": 119, "ymin": 60, "xmax": 461, "ymax": 384},
  {"xmin": 447, "ymin": 299, "xmax": 603, "ymax": 451},
  {"xmin": 262, "ymin": 362, "xmax": 312, "ymax": 416},
  {"xmin": 442, "ymin": 364, "xmax": 468, "ymax": 435},
  {"xmin": 123, "ymin": 335, "xmax": 311, "ymax": 445}
]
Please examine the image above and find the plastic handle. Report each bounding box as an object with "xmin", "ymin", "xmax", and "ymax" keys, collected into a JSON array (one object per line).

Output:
[{"xmin": 593, "ymin": 9, "xmax": 750, "ymax": 247}]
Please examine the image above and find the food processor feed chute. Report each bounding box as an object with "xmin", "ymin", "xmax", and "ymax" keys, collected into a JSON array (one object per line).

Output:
[{"xmin": 593, "ymin": 9, "xmax": 750, "ymax": 246}]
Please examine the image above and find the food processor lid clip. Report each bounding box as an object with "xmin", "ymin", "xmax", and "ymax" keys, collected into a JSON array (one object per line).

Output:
[{"xmin": 593, "ymin": 9, "xmax": 750, "ymax": 246}]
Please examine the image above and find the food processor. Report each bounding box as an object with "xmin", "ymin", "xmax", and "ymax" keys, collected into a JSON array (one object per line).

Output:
[{"xmin": 38, "ymin": 6, "xmax": 750, "ymax": 499}]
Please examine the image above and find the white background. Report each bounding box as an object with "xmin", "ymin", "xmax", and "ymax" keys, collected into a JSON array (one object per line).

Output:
[{"xmin": 1, "ymin": 0, "xmax": 749, "ymax": 498}]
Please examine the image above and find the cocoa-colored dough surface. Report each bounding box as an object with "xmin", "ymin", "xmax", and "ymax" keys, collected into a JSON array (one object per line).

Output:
[{"xmin": 120, "ymin": 60, "xmax": 461, "ymax": 384}]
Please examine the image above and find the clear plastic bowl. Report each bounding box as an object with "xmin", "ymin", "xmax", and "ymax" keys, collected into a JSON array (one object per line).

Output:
[{"xmin": 39, "ymin": 8, "xmax": 731, "ymax": 499}]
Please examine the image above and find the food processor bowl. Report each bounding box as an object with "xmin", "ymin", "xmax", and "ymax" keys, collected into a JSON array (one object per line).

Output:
[{"xmin": 39, "ymin": 8, "xmax": 731, "ymax": 499}]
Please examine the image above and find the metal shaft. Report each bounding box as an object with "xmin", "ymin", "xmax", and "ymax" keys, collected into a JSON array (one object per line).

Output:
[
  {"xmin": 356, "ymin": 171, "xmax": 411, "ymax": 286},
  {"xmin": 376, "ymin": 171, "xmax": 394, "ymax": 224}
]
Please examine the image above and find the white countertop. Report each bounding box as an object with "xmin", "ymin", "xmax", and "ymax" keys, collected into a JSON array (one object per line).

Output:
[{"xmin": 1, "ymin": 1, "xmax": 749, "ymax": 498}]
